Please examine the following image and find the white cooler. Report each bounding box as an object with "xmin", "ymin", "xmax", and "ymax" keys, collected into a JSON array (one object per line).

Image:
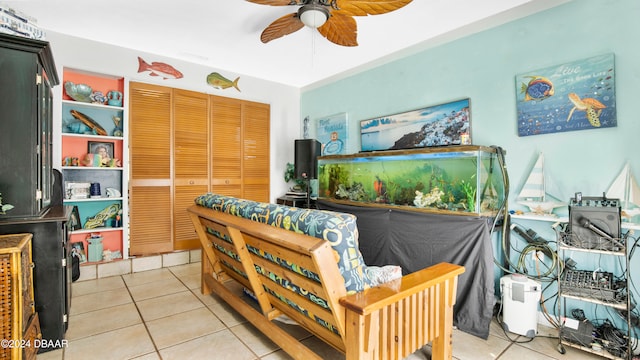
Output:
[{"xmin": 500, "ymin": 274, "xmax": 541, "ymax": 337}]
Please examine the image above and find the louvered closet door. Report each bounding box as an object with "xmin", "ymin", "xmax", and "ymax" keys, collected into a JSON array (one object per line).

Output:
[
  {"xmin": 173, "ymin": 89, "xmax": 209, "ymax": 250},
  {"xmin": 242, "ymin": 101, "xmax": 270, "ymax": 202},
  {"xmin": 129, "ymin": 82, "xmax": 173, "ymax": 255},
  {"xmin": 210, "ymin": 96, "xmax": 242, "ymax": 197}
]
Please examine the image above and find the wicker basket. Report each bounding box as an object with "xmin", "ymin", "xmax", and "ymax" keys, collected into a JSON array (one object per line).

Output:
[{"xmin": 0, "ymin": 233, "xmax": 34, "ymax": 360}]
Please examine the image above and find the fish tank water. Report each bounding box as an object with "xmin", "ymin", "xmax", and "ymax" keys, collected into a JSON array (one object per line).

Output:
[{"xmin": 317, "ymin": 146, "xmax": 507, "ymax": 217}]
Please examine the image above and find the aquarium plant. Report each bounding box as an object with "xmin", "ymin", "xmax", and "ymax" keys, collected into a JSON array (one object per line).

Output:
[{"xmin": 459, "ymin": 176, "xmax": 477, "ymax": 211}]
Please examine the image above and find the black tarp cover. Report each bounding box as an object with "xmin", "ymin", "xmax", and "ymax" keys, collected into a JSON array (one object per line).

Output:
[{"xmin": 317, "ymin": 200, "xmax": 494, "ymax": 339}]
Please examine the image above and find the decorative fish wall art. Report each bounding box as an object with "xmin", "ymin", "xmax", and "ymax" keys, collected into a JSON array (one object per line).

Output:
[
  {"xmin": 206, "ymin": 72, "xmax": 240, "ymax": 92},
  {"xmin": 137, "ymin": 56, "xmax": 184, "ymax": 79}
]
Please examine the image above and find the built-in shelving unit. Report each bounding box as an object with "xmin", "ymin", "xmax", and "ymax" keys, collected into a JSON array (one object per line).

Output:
[{"xmin": 60, "ymin": 68, "xmax": 128, "ymax": 264}]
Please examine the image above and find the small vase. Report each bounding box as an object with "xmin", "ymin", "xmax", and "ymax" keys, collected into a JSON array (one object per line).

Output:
[{"xmin": 107, "ymin": 90, "xmax": 123, "ymax": 107}]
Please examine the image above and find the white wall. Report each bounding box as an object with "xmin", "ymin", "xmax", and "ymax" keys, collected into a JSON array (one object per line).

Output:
[{"xmin": 47, "ymin": 31, "xmax": 300, "ymax": 201}]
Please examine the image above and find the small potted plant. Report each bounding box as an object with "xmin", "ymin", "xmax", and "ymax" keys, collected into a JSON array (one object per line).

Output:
[
  {"xmin": 284, "ymin": 163, "xmax": 306, "ymax": 192},
  {"xmin": 0, "ymin": 192, "xmax": 14, "ymax": 214}
]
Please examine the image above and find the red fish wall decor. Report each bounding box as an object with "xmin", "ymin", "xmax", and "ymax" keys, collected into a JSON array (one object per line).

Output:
[{"xmin": 137, "ymin": 56, "xmax": 183, "ymax": 80}]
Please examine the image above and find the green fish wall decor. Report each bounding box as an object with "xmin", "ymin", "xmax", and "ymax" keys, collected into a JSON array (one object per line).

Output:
[{"xmin": 206, "ymin": 72, "xmax": 240, "ymax": 92}]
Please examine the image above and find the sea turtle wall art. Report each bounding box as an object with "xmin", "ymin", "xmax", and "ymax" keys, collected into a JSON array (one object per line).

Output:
[{"xmin": 515, "ymin": 53, "xmax": 616, "ymax": 136}]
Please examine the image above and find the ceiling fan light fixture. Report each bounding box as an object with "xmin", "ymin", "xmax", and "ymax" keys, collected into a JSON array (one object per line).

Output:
[{"xmin": 298, "ymin": 3, "xmax": 330, "ymax": 28}]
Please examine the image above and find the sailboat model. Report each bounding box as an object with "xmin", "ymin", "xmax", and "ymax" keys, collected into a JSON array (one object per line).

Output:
[
  {"xmin": 606, "ymin": 163, "xmax": 640, "ymax": 221},
  {"xmin": 517, "ymin": 153, "xmax": 565, "ymax": 215}
]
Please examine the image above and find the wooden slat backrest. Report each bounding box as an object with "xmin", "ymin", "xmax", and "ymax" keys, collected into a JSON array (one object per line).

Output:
[
  {"xmin": 189, "ymin": 204, "xmax": 349, "ymax": 348},
  {"xmin": 198, "ymin": 218, "xmax": 252, "ymax": 289},
  {"xmin": 239, "ymin": 231, "xmax": 346, "ymax": 351}
]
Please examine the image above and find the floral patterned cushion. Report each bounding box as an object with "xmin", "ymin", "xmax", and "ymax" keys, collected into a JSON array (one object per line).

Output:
[{"xmin": 194, "ymin": 193, "xmax": 373, "ymax": 293}]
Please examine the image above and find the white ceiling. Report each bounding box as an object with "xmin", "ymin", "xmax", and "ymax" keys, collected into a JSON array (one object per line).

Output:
[{"xmin": 4, "ymin": 0, "xmax": 569, "ymax": 89}]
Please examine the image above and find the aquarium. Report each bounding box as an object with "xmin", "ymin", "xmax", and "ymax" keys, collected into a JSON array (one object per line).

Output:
[{"xmin": 317, "ymin": 145, "xmax": 507, "ymax": 216}]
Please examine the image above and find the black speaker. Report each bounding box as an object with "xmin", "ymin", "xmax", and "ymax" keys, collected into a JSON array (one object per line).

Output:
[
  {"xmin": 294, "ymin": 139, "xmax": 321, "ymax": 179},
  {"xmin": 568, "ymin": 195, "xmax": 621, "ymax": 250}
]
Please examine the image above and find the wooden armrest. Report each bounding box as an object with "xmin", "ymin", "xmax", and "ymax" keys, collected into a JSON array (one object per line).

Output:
[{"xmin": 339, "ymin": 262, "xmax": 465, "ymax": 315}]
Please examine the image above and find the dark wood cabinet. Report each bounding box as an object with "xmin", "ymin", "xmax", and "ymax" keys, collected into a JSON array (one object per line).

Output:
[
  {"xmin": 0, "ymin": 33, "xmax": 59, "ymax": 218},
  {"xmin": 0, "ymin": 33, "xmax": 69, "ymax": 353},
  {"xmin": 0, "ymin": 206, "xmax": 73, "ymax": 353}
]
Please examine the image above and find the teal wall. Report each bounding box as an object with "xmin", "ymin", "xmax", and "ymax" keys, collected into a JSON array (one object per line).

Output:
[
  {"xmin": 301, "ymin": 0, "xmax": 639, "ymax": 207},
  {"xmin": 301, "ymin": 0, "xmax": 640, "ymax": 316}
]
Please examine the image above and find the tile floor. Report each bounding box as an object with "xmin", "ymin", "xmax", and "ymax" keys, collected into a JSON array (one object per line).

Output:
[{"xmin": 36, "ymin": 262, "xmax": 605, "ymax": 360}]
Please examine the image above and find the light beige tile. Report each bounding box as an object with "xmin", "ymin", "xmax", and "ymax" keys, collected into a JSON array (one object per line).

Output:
[
  {"xmin": 97, "ymin": 259, "xmax": 131, "ymax": 277},
  {"xmin": 229, "ymin": 323, "xmax": 280, "ymax": 356},
  {"xmin": 130, "ymin": 353, "xmax": 162, "ymax": 360},
  {"xmin": 189, "ymin": 249, "xmax": 201, "ymax": 263},
  {"xmin": 66, "ymin": 302, "xmax": 141, "ymax": 340},
  {"xmin": 69, "ymin": 287, "xmax": 132, "ymax": 315},
  {"xmin": 499, "ymin": 344, "xmax": 556, "ymax": 359},
  {"xmin": 121, "ymin": 268, "xmax": 175, "ymax": 287},
  {"xmin": 64, "ymin": 324, "xmax": 155, "ymax": 360},
  {"xmin": 128, "ymin": 276, "xmax": 188, "ymax": 301},
  {"xmin": 132, "ymin": 255, "xmax": 162, "ymax": 273},
  {"xmin": 158, "ymin": 329, "xmax": 256, "ymax": 360},
  {"xmin": 162, "ymin": 251, "xmax": 190, "ymax": 267},
  {"xmin": 167, "ymin": 262, "xmax": 200, "ymax": 277},
  {"xmin": 136, "ymin": 290, "xmax": 204, "ymax": 322},
  {"xmin": 193, "ymin": 290, "xmax": 223, "ymax": 306},
  {"xmin": 71, "ymin": 275, "xmax": 125, "ymax": 297},
  {"xmin": 177, "ymin": 272, "xmax": 201, "ymax": 289},
  {"xmin": 451, "ymin": 328, "xmax": 513, "ymax": 360},
  {"xmin": 490, "ymin": 317, "xmax": 511, "ymax": 340},
  {"xmin": 233, "ymin": 319, "xmax": 318, "ymax": 356},
  {"xmin": 205, "ymin": 295, "xmax": 248, "ymax": 328},
  {"xmin": 34, "ymin": 348, "xmax": 64, "ymax": 360},
  {"xmin": 146, "ymin": 307, "xmax": 226, "ymax": 349},
  {"xmin": 516, "ymin": 333, "xmax": 606, "ymax": 359},
  {"xmin": 77, "ymin": 263, "xmax": 97, "ymax": 281},
  {"xmin": 260, "ymin": 350, "xmax": 293, "ymax": 360}
]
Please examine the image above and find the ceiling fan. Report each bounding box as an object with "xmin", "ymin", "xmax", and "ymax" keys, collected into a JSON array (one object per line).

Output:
[{"xmin": 247, "ymin": 0, "xmax": 413, "ymax": 47}]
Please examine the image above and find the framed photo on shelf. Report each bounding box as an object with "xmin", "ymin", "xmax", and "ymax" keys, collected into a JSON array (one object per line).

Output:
[
  {"xmin": 65, "ymin": 181, "xmax": 91, "ymax": 199},
  {"xmin": 69, "ymin": 205, "xmax": 82, "ymax": 231},
  {"xmin": 71, "ymin": 241, "xmax": 87, "ymax": 263},
  {"xmin": 88, "ymin": 141, "xmax": 114, "ymax": 161}
]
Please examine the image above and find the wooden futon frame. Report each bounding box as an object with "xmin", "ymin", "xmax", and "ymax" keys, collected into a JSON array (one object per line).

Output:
[{"xmin": 188, "ymin": 197, "xmax": 464, "ymax": 360}]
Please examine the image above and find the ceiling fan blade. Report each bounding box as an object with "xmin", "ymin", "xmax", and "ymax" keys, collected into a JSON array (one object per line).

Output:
[
  {"xmin": 260, "ymin": 13, "xmax": 305, "ymax": 43},
  {"xmin": 246, "ymin": 0, "xmax": 304, "ymax": 5},
  {"xmin": 335, "ymin": 0, "xmax": 412, "ymax": 16},
  {"xmin": 318, "ymin": 12, "xmax": 358, "ymax": 47}
]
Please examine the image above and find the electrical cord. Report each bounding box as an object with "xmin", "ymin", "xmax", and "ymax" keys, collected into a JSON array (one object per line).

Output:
[
  {"xmin": 597, "ymin": 319, "xmax": 628, "ymax": 358},
  {"xmin": 491, "ymin": 146, "xmax": 516, "ymax": 275}
]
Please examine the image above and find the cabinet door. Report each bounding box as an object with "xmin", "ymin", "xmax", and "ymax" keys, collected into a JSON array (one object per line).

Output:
[
  {"xmin": 173, "ymin": 89, "xmax": 209, "ymax": 250},
  {"xmin": 129, "ymin": 82, "xmax": 173, "ymax": 255},
  {"xmin": 0, "ymin": 46, "xmax": 39, "ymax": 217},
  {"xmin": 243, "ymin": 101, "xmax": 270, "ymax": 202},
  {"xmin": 210, "ymin": 96, "xmax": 242, "ymax": 197}
]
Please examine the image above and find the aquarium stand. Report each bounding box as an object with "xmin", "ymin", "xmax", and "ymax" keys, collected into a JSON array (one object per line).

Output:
[{"xmin": 316, "ymin": 199, "xmax": 495, "ymax": 339}]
